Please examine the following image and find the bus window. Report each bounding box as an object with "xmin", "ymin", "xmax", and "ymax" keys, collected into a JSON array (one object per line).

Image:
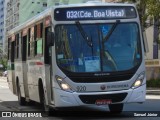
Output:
[
  {"xmin": 15, "ymin": 34, "xmax": 19, "ymax": 59},
  {"xmin": 34, "ymin": 23, "xmax": 43, "ymax": 56},
  {"xmin": 29, "ymin": 27, "xmax": 35, "ymax": 58},
  {"xmin": 28, "ymin": 28, "xmax": 31, "ymax": 57},
  {"xmin": 11, "ymin": 41, "xmax": 15, "ymax": 62},
  {"xmin": 22, "ymin": 34, "xmax": 27, "ymax": 61},
  {"xmin": 34, "ymin": 25, "xmax": 37, "ymax": 56}
]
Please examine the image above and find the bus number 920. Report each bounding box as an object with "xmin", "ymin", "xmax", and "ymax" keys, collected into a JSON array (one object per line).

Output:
[{"xmin": 76, "ymin": 86, "xmax": 86, "ymax": 92}]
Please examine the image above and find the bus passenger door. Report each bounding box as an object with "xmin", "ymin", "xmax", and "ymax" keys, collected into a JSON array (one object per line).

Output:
[
  {"xmin": 45, "ymin": 26, "xmax": 54, "ymax": 104},
  {"xmin": 22, "ymin": 34, "xmax": 29, "ymax": 100}
]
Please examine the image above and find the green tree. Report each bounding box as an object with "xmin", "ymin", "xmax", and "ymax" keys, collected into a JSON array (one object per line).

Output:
[
  {"xmin": 146, "ymin": 0, "xmax": 160, "ymax": 18},
  {"xmin": 123, "ymin": 0, "xmax": 160, "ymax": 58},
  {"xmin": 0, "ymin": 48, "xmax": 7, "ymax": 70},
  {"xmin": 122, "ymin": 0, "xmax": 160, "ymax": 29}
]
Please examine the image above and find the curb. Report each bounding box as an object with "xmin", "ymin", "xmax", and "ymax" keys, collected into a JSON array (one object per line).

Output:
[
  {"xmin": 146, "ymin": 90, "xmax": 160, "ymax": 95},
  {"xmin": 146, "ymin": 92, "xmax": 160, "ymax": 95}
]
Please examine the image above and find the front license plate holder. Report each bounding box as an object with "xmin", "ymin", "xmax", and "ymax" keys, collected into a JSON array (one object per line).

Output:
[{"xmin": 95, "ymin": 99, "xmax": 112, "ymax": 105}]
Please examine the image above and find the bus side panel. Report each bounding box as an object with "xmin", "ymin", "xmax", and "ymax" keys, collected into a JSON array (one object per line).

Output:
[
  {"xmin": 45, "ymin": 64, "xmax": 52, "ymax": 105},
  {"xmin": 27, "ymin": 60, "xmax": 43, "ymax": 102},
  {"xmin": 23, "ymin": 63, "xmax": 29, "ymax": 99},
  {"xmin": 15, "ymin": 62, "xmax": 25, "ymax": 97},
  {"xmin": 8, "ymin": 70, "xmax": 15, "ymax": 93},
  {"xmin": 7, "ymin": 62, "xmax": 16, "ymax": 95},
  {"xmin": 27, "ymin": 60, "xmax": 37, "ymax": 102}
]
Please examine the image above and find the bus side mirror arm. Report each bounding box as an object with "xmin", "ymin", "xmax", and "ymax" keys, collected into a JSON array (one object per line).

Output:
[{"xmin": 47, "ymin": 32, "xmax": 54, "ymax": 46}]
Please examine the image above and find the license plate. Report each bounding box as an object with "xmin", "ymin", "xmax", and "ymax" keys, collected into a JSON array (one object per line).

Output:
[{"xmin": 95, "ymin": 99, "xmax": 112, "ymax": 105}]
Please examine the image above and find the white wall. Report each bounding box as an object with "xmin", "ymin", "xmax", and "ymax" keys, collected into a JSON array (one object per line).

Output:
[{"xmin": 145, "ymin": 26, "xmax": 154, "ymax": 60}]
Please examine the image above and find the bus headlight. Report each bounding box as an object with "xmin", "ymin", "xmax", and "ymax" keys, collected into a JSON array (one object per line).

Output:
[
  {"xmin": 55, "ymin": 75, "xmax": 74, "ymax": 92},
  {"xmin": 132, "ymin": 72, "xmax": 145, "ymax": 89}
]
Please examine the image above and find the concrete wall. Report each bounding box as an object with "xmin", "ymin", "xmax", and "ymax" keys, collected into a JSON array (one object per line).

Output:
[
  {"xmin": 145, "ymin": 59, "xmax": 160, "ymax": 80},
  {"xmin": 144, "ymin": 26, "xmax": 160, "ymax": 80},
  {"xmin": 146, "ymin": 67, "xmax": 160, "ymax": 80},
  {"xmin": 145, "ymin": 26, "xmax": 154, "ymax": 59}
]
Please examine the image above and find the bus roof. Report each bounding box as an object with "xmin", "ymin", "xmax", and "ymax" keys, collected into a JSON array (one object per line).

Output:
[
  {"xmin": 53, "ymin": 2, "xmax": 135, "ymax": 8},
  {"xmin": 7, "ymin": 2, "xmax": 136, "ymax": 36}
]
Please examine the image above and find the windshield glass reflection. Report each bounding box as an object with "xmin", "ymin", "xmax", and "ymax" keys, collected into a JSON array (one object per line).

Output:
[{"xmin": 55, "ymin": 23, "xmax": 141, "ymax": 73}]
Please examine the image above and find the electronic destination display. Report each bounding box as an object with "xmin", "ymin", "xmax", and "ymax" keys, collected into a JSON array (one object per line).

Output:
[{"xmin": 54, "ymin": 6, "xmax": 137, "ymax": 21}]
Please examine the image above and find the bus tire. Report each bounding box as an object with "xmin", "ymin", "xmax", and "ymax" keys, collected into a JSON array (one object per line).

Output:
[
  {"xmin": 108, "ymin": 103, "xmax": 123, "ymax": 114},
  {"xmin": 17, "ymin": 81, "xmax": 26, "ymax": 106},
  {"xmin": 39, "ymin": 82, "xmax": 53, "ymax": 116}
]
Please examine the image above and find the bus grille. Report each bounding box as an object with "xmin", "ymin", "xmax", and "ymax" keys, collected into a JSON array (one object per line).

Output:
[
  {"xmin": 68, "ymin": 74, "xmax": 133, "ymax": 83},
  {"xmin": 79, "ymin": 93, "xmax": 127, "ymax": 104}
]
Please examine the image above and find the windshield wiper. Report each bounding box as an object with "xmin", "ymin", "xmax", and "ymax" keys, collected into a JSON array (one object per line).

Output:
[
  {"xmin": 75, "ymin": 21, "xmax": 93, "ymax": 47},
  {"xmin": 103, "ymin": 20, "xmax": 120, "ymax": 42}
]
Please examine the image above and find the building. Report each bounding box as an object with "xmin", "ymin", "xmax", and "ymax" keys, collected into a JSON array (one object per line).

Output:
[
  {"xmin": 47, "ymin": 0, "xmax": 109, "ymax": 6},
  {"xmin": 3, "ymin": 0, "xmax": 48, "ymax": 53},
  {"xmin": 5, "ymin": 0, "xmax": 19, "ymax": 33},
  {"xmin": 0, "ymin": 0, "xmax": 4, "ymax": 50},
  {"xmin": 2, "ymin": 0, "xmax": 9, "ymax": 52},
  {"xmin": 3, "ymin": 0, "xmax": 19, "ymax": 53},
  {"xmin": 19, "ymin": 0, "xmax": 47, "ymax": 24}
]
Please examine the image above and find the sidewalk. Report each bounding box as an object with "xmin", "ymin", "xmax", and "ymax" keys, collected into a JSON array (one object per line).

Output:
[
  {"xmin": 0, "ymin": 77, "xmax": 7, "ymax": 80},
  {"xmin": 146, "ymin": 88, "xmax": 160, "ymax": 95},
  {"xmin": 0, "ymin": 77, "xmax": 7, "ymax": 82}
]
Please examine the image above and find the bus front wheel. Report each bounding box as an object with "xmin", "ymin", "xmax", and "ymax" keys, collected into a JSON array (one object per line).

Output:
[
  {"xmin": 108, "ymin": 103, "xmax": 123, "ymax": 114},
  {"xmin": 39, "ymin": 83, "xmax": 53, "ymax": 116}
]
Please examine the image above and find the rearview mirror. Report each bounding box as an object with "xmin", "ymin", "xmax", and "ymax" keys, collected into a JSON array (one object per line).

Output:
[{"xmin": 47, "ymin": 32, "xmax": 54, "ymax": 46}]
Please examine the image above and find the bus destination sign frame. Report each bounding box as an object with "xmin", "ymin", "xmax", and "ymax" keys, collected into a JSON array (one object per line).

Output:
[{"xmin": 54, "ymin": 6, "xmax": 137, "ymax": 21}]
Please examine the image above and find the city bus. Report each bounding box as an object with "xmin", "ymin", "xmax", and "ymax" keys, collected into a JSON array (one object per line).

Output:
[{"xmin": 7, "ymin": 1, "xmax": 146, "ymax": 114}]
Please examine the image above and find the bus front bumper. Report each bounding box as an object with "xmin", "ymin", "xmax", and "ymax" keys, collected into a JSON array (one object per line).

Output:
[{"xmin": 53, "ymin": 84, "xmax": 146, "ymax": 107}]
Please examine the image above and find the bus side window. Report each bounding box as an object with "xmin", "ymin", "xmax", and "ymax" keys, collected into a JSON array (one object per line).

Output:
[
  {"xmin": 11, "ymin": 41, "xmax": 15, "ymax": 62},
  {"xmin": 34, "ymin": 25, "xmax": 37, "ymax": 56},
  {"xmin": 34, "ymin": 23, "xmax": 43, "ymax": 56},
  {"xmin": 29, "ymin": 27, "xmax": 35, "ymax": 58},
  {"xmin": 28, "ymin": 28, "xmax": 31, "ymax": 57},
  {"xmin": 15, "ymin": 34, "xmax": 19, "ymax": 59},
  {"xmin": 22, "ymin": 33, "xmax": 27, "ymax": 61}
]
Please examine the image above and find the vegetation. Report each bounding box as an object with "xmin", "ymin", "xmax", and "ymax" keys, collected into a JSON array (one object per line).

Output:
[
  {"xmin": 147, "ymin": 79, "xmax": 160, "ymax": 88},
  {"xmin": 0, "ymin": 48, "xmax": 7, "ymax": 71},
  {"xmin": 122, "ymin": 0, "xmax": 160, "ymax": 29}
]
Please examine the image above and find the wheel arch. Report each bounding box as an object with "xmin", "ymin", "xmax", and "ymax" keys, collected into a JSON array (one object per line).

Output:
[
  {"xmin": 38, "ymin": 78, "xmax": 48, "ymax": 105},
  {"xmin": 16, "ymin": 76, "xmax": 19, "ymax": 95}
]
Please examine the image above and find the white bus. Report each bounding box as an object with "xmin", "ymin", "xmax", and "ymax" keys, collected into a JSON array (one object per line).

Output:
[{"xmin": 7, "ymin": 2, "xmax": 146, "ymax": 114}]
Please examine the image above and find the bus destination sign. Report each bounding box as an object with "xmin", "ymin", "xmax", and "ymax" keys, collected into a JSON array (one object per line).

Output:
[
  {"xmin": 54, "ymin": 6, "xmax": 137, "ymax": 21},
  {"xmin": 66, "ymin": 9, "xmax": 126, "ymax": 19}
]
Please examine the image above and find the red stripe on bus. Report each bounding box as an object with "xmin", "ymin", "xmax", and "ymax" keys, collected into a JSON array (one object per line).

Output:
[{"xmin": 36, "ymin": 62, "xmax": 43, "ymax": 65}]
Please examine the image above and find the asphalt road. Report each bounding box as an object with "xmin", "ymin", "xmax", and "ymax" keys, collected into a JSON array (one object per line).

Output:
[{"xmin": 0, "ymin": 77, "xmax": 159, "ymax": 120}]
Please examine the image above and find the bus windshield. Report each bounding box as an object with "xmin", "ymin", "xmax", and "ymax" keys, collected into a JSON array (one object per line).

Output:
[{"xmin": 55, "ymin": 23, "xmax": 142, "ymax": 73}]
